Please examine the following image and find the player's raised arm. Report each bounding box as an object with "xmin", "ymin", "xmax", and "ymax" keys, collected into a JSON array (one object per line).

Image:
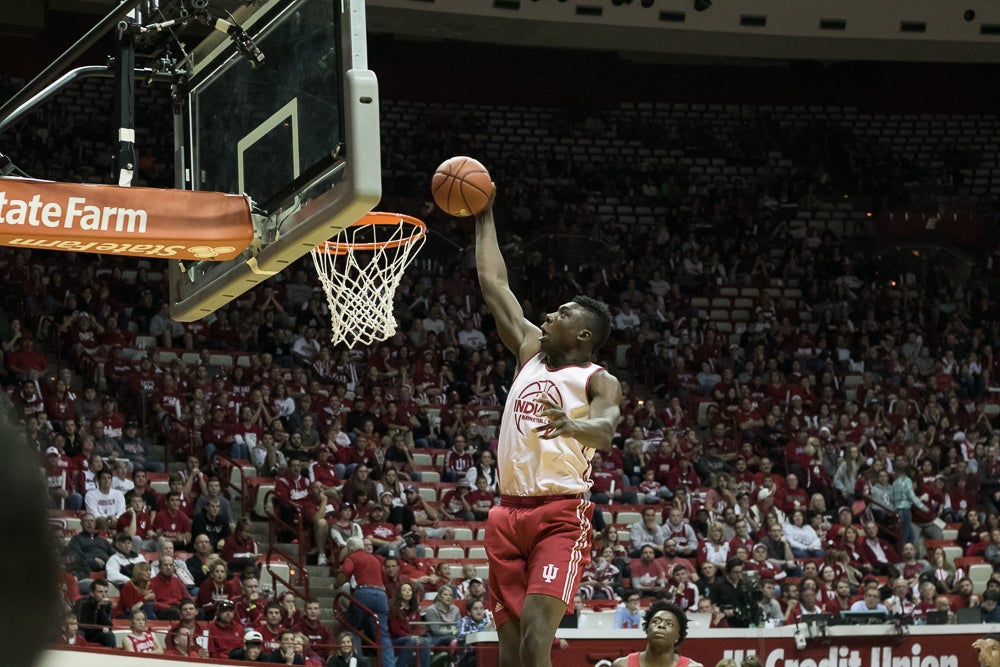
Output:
[{"xmin": 475, "ymin": 192, "xmax": 541, "ymax": 362}]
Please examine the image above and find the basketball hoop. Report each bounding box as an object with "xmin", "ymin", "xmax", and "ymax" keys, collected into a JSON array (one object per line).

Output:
[{"xmin": 311, "ymin": 212, "xmax": 426, "ymax": 349}]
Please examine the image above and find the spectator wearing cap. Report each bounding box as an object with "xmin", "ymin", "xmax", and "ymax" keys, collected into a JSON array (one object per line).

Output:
[
  {"xmin": 308, "ymin": 444, "xmax": 341, "ymax": 493},
  {"xmin": 330, "ymin": 502, "xmax": 363, "ymax": 550},
  {"xmin": 119, "ymin": 420, "xmax": 164, "ymax": 473},
  {"xmin": 665, "ymin": 455, "xmax": 700, "ymax": 491},
  {"xmin": 105, "ymin": 530, "xmax": 148, "ymax": 589},
  {"xmin": 439, "ymin": 478, "xmax": 475, "ymax": 522},
  {"xmin": 404, "ymin": 485, "xmax": 456, "ymax": 541},
  {"xmin": 362, "ymin": 502, "xmax": 405, "ymax": 557},
  {"xmin": 826, "ymin": 506, "xmax": 861, "ymax": 549},
  {"xmin": 398, "ymin": 534, "xmax": 440, "ymax": 592},
  {"xmin": 45, "ymin": 446, "xmax": 83, "ymax": 510},
  {"xmin": 61, "ymin": 310, "xmax": 104, "ymax": 364},
  {"xmin": 745, "ymin": 542, "xmax": 788, "ymax": 583},
  {"xmin": 206, "ymin": 598, "xmax": 245, "ymax": 658}
]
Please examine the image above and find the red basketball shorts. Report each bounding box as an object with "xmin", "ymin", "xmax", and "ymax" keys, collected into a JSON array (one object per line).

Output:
[{"xmin": 484, "ymin": 496, "xmax": 593, "ymax": 627}]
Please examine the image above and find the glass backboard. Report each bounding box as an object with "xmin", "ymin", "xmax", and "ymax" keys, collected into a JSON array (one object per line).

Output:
[{"xmin": 169, "ymin": 0, "xmax": 380, "ymax": 321}]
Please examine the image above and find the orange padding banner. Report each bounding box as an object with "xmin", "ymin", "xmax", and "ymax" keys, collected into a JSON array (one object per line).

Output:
[{"xmin": 0, "ymin": 178, "xmax": 253, "ymax": 260}]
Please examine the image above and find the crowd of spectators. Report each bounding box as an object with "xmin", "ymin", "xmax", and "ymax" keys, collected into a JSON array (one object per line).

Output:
[{"xmin": 5, "ymin": 61, "xmax": 1000, "ymax": 661}]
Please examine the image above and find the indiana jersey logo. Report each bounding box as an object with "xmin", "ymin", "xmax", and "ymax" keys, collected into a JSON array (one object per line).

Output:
[
  {"xmin": 512, "ymin": 380, "xmax": 563, "ymax": 436},
  {"xmin": 541, "ymin": 563, "xmax": 559, "ymax": 583}
]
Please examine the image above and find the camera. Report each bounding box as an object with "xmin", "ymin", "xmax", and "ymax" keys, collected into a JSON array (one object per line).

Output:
[{"xmin": 735, "ymin": 571, "xmax": 764, "ymax": 626}]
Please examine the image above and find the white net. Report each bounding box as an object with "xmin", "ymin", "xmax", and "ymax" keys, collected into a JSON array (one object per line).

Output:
[{"xmin": 310, "ymin": 213, "xmax": 426, "ymax": 349}]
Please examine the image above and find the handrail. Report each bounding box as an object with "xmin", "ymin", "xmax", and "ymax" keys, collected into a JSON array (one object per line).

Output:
[
  {"xmin": 159, "ymin": 413, "xmax": 190, "ymax": 468},
  {"xmin": 332, "ymin": 590, "xmax": 467, "ymax": 665},
  {"xmin": 333, "ymin": 589, "xmax": 389, "ymax": 665},
  {"xmin": 263, "ymin": 489, "xmax": 311, "ymax": 600},
  {"xmin": 214, "ymin": 453, "xmax": 251, "ymax": 512}
]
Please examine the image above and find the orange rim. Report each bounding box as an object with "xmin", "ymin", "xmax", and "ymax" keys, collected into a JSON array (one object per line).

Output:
[{"xmin": 313, "ymin": 211, "xmax": 426, "ymax": 255}]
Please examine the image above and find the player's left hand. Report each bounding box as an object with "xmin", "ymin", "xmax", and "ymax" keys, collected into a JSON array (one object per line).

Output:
[
  {"xmin": 534, "ymin": 396, "xmax": 576, "ymax": 439},
  {"xmin": 974, "ymin": 638, "xmax": 1000, "ymax": 667}
]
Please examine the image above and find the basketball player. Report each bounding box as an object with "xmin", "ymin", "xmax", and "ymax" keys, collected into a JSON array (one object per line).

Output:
[
  {"xmin": 975, "ymin": 635, "xmax": 1000, "ymax": 667},
  {"xmin": 612, "ymin": 600, "xmax": 704, "ymax": 667},
  {"xmin": 475, "ymin": 189, "xmax": 622, "ymax": 667}
]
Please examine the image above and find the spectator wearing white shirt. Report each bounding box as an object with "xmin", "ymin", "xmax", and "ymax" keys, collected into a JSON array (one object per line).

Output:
[
  {"xmin": 457, "ymin": 318, "xmax": 487, "ymax": 351},
  {"xmin": 849, "ymin": 587, "xmax": 889, "ymax": 615},
  {"xmin": 85, "ymin": 468, "xmax": 127, "ymax": 527},
  {"xmin": 291, "ymin": 326, "xmax": 321, "ymax": 367},
  {"xmin": 630, "ymin": 507, "xmax": 669, "ymax": 557},
  {"xmin": 783, "ymin": 509, "xmax": 824, "ymax": 558},
  {"xmin": 613, "ymin": 302, "xmax": 641, "ymax": 336}
]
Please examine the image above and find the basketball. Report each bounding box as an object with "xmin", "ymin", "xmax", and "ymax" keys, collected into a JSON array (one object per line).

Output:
[{"xmin": 431, "ymin": 156, "xmax": 494, "ymax": 217}]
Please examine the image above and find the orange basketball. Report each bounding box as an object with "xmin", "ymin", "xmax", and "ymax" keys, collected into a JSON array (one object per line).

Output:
[{"xmin": 431, "ymin": 156, "xmax": 493, "ymax": 217}]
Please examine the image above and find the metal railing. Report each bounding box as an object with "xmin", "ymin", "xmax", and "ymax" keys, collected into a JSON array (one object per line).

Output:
[{"xmin": 263, "ymin": 489, "xmax": 311, "ymax": 600}]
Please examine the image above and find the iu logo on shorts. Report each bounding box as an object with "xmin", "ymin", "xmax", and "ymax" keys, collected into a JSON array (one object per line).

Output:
[{"xmin": 541, "ymin": 563, "xmax": 559, "ymax": 583}]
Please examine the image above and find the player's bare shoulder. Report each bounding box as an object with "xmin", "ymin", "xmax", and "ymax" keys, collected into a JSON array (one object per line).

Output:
[
  {"xmin": 610, "ymin": 657, "xmax": 630, "ymax": 667},
  {"xmin": 589, "ymin": 367, "xmax": 623, "ymax": 402}
]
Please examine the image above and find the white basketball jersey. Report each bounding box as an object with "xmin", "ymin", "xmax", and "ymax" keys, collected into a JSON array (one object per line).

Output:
[{"xmin": 497, "ymin": 353, "xmax": 602, "ymax": 496}]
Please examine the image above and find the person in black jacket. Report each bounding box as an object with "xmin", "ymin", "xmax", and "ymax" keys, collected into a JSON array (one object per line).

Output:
[
  {"xmin": 265, "ymin": 629, "xmax": 305, "ymax": 664},
  {"xmin": 72, "ymin": 579, "xmax": 116, "ymax": 647},
  {"xmin": 67, "ymin": 513, "xmax": 113, "ymax": 581},
  {"xmin": 226, "ymin": 630, "xmax": 269, "ymax": 661}
]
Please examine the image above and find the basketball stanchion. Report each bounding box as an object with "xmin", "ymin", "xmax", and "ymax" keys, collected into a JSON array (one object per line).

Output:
[{"xmin": 311, "ymin": 211, "xmax": 426, "ymax": 349}]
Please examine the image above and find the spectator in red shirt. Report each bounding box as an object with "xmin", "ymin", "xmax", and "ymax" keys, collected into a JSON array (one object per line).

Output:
[
  {"xmin": 153, "ymin": 491, "xmax": 193, "ymax": 550},
  {"xmin": 7, "ymin": 334, "xmax": 47, "ymax": 380},
  {"xmin": 207, "ymin": 599, "xmax": 245, "ymax": 658},
  {"xmin": 276, "ymin": 458, "xmax": 329, "ymax": 565},
  {"xmin": 462, "ymin": 474, "xmax": 496, "ymax": 521},
  {"xmin": 337, "ymin": 536, "xmax": 394, "ymax": 667},
  {"xmin": 294, "ymin": 599, "xmax": 334, "ymax": 660},
  {"xmin": 442, "ymin": 435, "xmax": 475, "ymax": 482},
  {"xmin": 589, "ymin": 451, "xmax": 638, "ymax": 504},
  {"xmin": 774, "ymin": 473, "xmax": 809, "ymax": 515},
  {"xmin": 149, "ymin": 555, "xmax": 192, "ymax": 620},
  {"xmin": 197, "ymin": 560, "xmax": 241, "ymax": 619},
  {"xmin": 221, "ymin": 516, "xmax": 260, "ymax": 573},
  {"xmin": 362, "ymin": 503, "xmax": 404, "ymax": 556},
  {"xmin": 440, "ymin": 478, "xmax": 475, "ymax": 521},
  {"xmin": 255, "ymin": 602, "xmax": 286, "ymax": 653}
]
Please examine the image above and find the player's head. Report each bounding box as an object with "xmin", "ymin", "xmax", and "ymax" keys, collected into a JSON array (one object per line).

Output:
[
  {"xmin": 642, "ymin": 599, "xmax": 688, "ymax": 645},
  {"xmin": 571, "ymin": 295, "xmax": 612, "ymax": 351}
]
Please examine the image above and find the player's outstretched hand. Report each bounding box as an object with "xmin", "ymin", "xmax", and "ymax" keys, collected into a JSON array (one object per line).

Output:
[
  {"xmin": 534, "ymin": 396, "xmax": 575, "ymax": 440},
  {"xmin": 475, "ymin": 183, "xmax": 497, "ymax": 221},
  {"xmin": 974, "ymin": 638, "xmax": 1000, "ymax": 667}
]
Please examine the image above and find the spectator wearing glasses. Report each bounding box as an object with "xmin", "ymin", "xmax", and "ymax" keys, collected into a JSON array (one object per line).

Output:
[{"xmin": 614, "ymin": 591, "xmax": 644, "ymax": 629}]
